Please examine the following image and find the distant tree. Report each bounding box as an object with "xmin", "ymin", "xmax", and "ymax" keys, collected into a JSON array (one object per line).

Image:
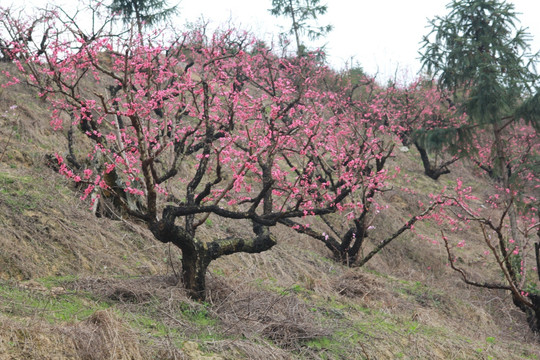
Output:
[
  {"xmin": 421, "ymin": 0, "xmax": 540, "ymax": 334},
  {"xmin": 420, "ymin": 0, "xmax": 540, "ymax": 158},
  {"xmin": 438, "ymin": 124, "xmax": 540, "ymax": 332},
  {"xmin": 382, "ymin": 79, "xmax": 465, "ymax": 180},
  {"xmin": 269, "ymin": 0, "xmax": 332, "ymax": 56},
  {"xmin": 108, "ymin": 0, "xmax": 178, "ymax": 36}
]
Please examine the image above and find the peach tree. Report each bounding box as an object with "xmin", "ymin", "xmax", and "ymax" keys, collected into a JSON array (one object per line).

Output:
[{"xmin": 1, "ymin": 4, "xmax": 443, "ymax": 299}]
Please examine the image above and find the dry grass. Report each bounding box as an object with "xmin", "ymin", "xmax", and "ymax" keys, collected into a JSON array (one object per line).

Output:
[
  {"xmin": 208, "ymin": 278, "xmax": 330, "ymax": 348},
  {"xmin": 0, "ymin": 311, "xmax": 145, "ymax": 360},
  {"xmin": 70, "ymin": 310, "xmax": 144, "ymax": 360},
  {"xmin": 0, "ymin": 164, "xmax": 170, "ymax": 281}
]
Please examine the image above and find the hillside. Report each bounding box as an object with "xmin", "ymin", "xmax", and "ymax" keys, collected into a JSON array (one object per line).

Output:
[{"xmin": 0, "ymin": 63, "xmax": 539, "ymax": 360}]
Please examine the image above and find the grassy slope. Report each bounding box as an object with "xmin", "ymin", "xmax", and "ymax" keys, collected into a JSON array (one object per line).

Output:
[{"xmin": 0, "ymin": 65, "xmax": 538, "ymax": 359}]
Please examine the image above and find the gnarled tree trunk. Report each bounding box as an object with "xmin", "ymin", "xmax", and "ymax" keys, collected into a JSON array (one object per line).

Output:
[
  {"xmin": 151, "ymin": 212, "xmax": 276, "ymax": 300},
  {"xmin": 513, "ymin": 294, "xmax": 540, "ymax": 334},
  {"xmin": 414, "ymin": 141, "xmax": 453, "ymax": 180}
]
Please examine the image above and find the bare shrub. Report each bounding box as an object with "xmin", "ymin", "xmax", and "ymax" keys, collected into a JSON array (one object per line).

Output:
[
  {"xmin": 209, "ymin": 278, "xmax": 329, "ymax": 348},
  {"xmin": 333, "ymin": 270, "xmax": 382, "ymax": 300}
]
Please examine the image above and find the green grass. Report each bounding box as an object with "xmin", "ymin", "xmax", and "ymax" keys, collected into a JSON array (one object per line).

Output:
[
  {"xmin": 178, "ymin": 301, "xmax": 217, "ymax": 327},
  {"xmin": 127, "ymin": 311, "xmax": 180, "ymax": 338},
  {"xmin": 254, "ymin": 277, "xmax": 314, "ymax": 298},
  {"xmin": 0, "ymin": 172, "xmax": 32, "ymax": 195},
  {"xmin": 304, "ymin": 336, "xmax": 333, "ymax": 350},
  {"xmin": 395, "ymin": 279, "xmax": 446, "ymax": 309},
  {"xmin": 117, "ymin": 295, "xmax": 222, "ymax": 342},
  {"xmin": 299, "ymin": 285, "xmax": 462, "ymax": 360},
  {"xmin": 0, "ymin": 277, "xmax": 225, "ymax": 354},
  {"xmin": 300, "ymin": 326, "xmax": 372, "ymax": 359},
  {"xmin": 0, "ymin": 280, "xmax": 110, "ymax": 323},
  {"xmin": 211, "ymin": 268, "xmax": 225, "ymax": 276},
  {"xmin": 36, "ymin": 275, "xmax": 79, "ymax": 289},
  {"xmin": 0, "ymin": 172, "xmax": 41, "ymax": 212}
]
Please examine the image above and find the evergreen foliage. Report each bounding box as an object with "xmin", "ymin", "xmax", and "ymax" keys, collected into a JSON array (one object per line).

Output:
[
  {"xmin": 108, "ymin": 0, "xmax": 177, "ymax": 31},
  {"xmin": 269, "ymin": 0, "xmax": 332, "ymax": 55},
  {"xmin": 420, "ymin": 0, "xmax": 539, "ymax": 128}
]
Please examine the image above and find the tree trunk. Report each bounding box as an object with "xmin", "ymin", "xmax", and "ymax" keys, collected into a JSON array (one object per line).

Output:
[
  {"xmin": 288, "ymin": 0, "xmax": 302, "ymax": 56},
  {"xmin": 343, "ymin": 226, "xmax": 366, "ymax": 265},
  {"xmin": 534, "ymin": 242, "xmax": 540, "ymax": 280},
  {"xmin": 181, "ymin": 242, "xmax": 210, "ymax": 301},
  {"xmin": 513, "ymin": 294, "xmax": 540, "ymax": 334},
  {"xmin": 492, "ymin": 123, "xmax": 520, "ymax": 283},
  {"xmin": 414, "ymin": 141, "xmax": 451, "ymax": 180},
  {"xmin": 151, "ymin": 212, "xmax": 277, "ymax": 301}
]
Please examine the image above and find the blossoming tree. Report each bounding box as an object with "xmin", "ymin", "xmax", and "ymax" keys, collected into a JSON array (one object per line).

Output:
[
  {"xmin": 421, "ymin": 0, "xmax": 540, "ymax": 333},
  {"xmin": 0, "ymin": 3, "xmax": 447, "ymax": 300},
  {"xmin": 2, "ymin": 6, "xmax": 426, "ymax": 298}
]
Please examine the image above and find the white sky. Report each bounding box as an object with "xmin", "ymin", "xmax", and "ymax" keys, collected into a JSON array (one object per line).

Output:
[
  {"xmin": 10, "ymin": 0, "xmax": 540, "ymax": 82},
  {"xmin": 174, "ymin": 0, "xmax": 540, "ymax": 82}
]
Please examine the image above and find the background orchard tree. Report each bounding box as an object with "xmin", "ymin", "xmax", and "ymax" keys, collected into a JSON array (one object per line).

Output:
[
  {"xmin": 421, "ymin": 0, "xmax": 540, "ymax": 334},
  {"xmin": 381, "ymin": 79, "xmax": 466, "ymax": 180},
  {"xmin": 438, "ymin": 124, "xmax": 539, "ymax": 331},
  {"xmin": 276, "ymin": 73, "xmax": 443, "ymax": 265},
  {"xmin": 269, "ymin": 0, "xmax": 332, "ymax": 56}
]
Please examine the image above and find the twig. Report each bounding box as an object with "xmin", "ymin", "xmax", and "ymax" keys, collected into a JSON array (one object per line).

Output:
[
  {"xmin": 441, "ymin": 230, "xmax": 510, "ymax": 291},
  {"xmin": 359, "ymin": 341, "xmax": 370, "ymax": 360},
  {"xmin": 0, "ymin": 119, "xmax": 15, "ymax": 163},
  {"xmin": 168, "ymin": 243, "xmax": 179, "ymax": 279},
  {"xmin": 355, "ymin": 202, "xmax": 441, "ymax": 267},
  {"xmin": 159, "ymin": 309, "xmax": 188, "ymax": 327}
]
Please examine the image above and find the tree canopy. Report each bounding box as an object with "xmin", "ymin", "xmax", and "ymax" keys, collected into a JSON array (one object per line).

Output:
[
  {"xmin": 269, "ymin": 0, "xmax": 332, "ymax": 55},
  {"xmin": 420, "ymin": 0, "xmax": 539, "ymax": 127}
]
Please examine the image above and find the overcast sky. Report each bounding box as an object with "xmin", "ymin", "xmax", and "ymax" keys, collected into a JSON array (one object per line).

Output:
[
  {"xmin": 175, "ymin": 0, "xmax": 540, "ymax": 82},
  {"xmin": 11, "ymin": 0, "xmax": 540, "ymax": 82}
]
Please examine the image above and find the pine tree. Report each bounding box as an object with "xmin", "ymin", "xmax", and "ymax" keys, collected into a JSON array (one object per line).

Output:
[
  {"xmin": 421, "ymin": 0, "xmax": 539, "ymax": 127},
  {"xmin": 109, "ymin": 0, "xmax": 178, "ymax": 36},
  {"xmin": 269, "ymin": 0, "xmax": 332, "ymax": 56}
]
